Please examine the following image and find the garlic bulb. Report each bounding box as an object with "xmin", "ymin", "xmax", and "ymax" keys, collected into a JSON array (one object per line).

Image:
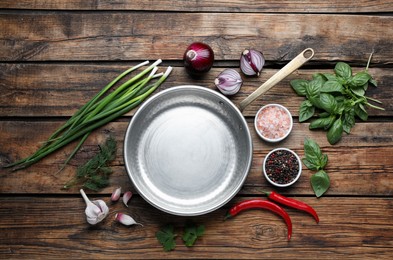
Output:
[{"xmin": 80, "ymin": 189, "xmax": 109, "ymax": 225}]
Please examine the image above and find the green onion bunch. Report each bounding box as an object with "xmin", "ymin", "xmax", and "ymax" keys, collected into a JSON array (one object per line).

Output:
[{"xmin": 5, "ymin": 60, "xmax": 172, "ymax": 171}]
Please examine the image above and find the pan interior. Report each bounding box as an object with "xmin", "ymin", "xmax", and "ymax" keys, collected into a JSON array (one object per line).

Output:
[{"xmin": 124, "ymin": 86, "xmax": 252, "ymax": 216}]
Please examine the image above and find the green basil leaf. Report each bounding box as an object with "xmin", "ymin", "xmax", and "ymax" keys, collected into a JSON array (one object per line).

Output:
[
  {"xmin": 369, "ymin": 78, "xmax": 378, "ymax": 87},
  {"xmin": 318, "ymin": 93, "xmax": 338, "ymax": 114},
  {"xmin": 309, "ymin": 115, "xmax": 336, "ymax": 130},
  {"xmin": 351, "ymin": 86, "xmax": 365, "ymax": 97},
  {"xmin": 305, "ymin": 80, "xmax": 322, "ymax": 108},
  {"xmin": 312, "ymin": 73, "xmax": 327, "ymax": 86},
  {"xmin": 327, "ymin": 118, "xmax": 343, "ymax": 145},
  {"xmin": 342, "ymin": 108, "xmax": 355, "ymax": 134},
  {"xmin": 310, "ymin": 170, "xmax": 330, "ymax": 197},
  {"xmin": 321, "ymin": 80, "xmax": 344, "ymax": 93},
  {"xmin": 354, "ymin": 103, "xmax": 368, "ymax": 121},
  {"xmin": 320, "ymin": 154, "xmax": 328, "ymax": 169},
  {"xmin": 323, "ymin": 73, "xmax": 337, "ymax": 81},
  {"xmin": 299, "ymin": 100, "xmax": 315, "ymax": 122},
  {"xmin": 302, "ymin": 158, "xmax": 319, "ymax": 171},
  {"xmin": 334, "ymin": 62, "xmax": 352, "ymax": 79},
  {"xmin": 303, "ymin": 138, "xmax": 323, "ymax": 165},
  {"xmin": 351, "ymin": 72, "xmax": 371, "ymax": 87},
  {"xmin": 290, "ymin": 79, "xmax": 309, "ymax": 96}
]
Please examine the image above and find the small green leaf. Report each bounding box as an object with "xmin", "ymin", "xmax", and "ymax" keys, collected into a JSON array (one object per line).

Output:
[
  {"xmin": 299, "ymin": 100, "xmax": 315, "ymax": 122},
  {"xmin": 369, "ymin": 78, "xmax": 378, "ymax": 87},
  {"xmin": 334, "ymin": 62, "xmax": 352, "ymax": 79},
  {"xmin": 351, "ymin": 86, "xmax": 365, "ymax": 97},
  {"xmin": 302, "ymin": 158, "xmax": 319, "ymax": 171},
  {"xmin": 290, "ymin": 79, "xmax": 309, "ymax": 96},
  {"xmin": 311, "ymin": 170, "xmax": 330, "ymax": 197},
  {"xmin": 342, "ymin": 109, "xmax": 355, "ymax": 134},
  {"xmin": 318, "ymin": 93, "xmax": 338, "ymax": 114},
  {"xmin": 327, "ymin": 118, "xmax": 343, "ymax": 145},
  {"xmin": 182, "ymin": 221, "xmax": 204, "ymax": 247},
  {"xmin": 354, "ymin": 103, "xmax": 368, "ymax": 121},
  {"xmin": 323, "ymin": 73, "xmax": 337, "ymax": 81},
  {"xmin": 303, "ymin": 138, "xmax": 328, "ymax": 171},
  {"xmin": 312, "ymin": 73, "xmax": 327, "ymax": 86},
  {"xmin": 309, "ymin": 115, "xmax": 336, "ymax": 130},
  {"xmin": 321, "ymin": 80, "xmax": 344, "ymax": 93},
  {"xmin": 156, "ymin": 224, "xmax": 177, "ymax": 251},
  {"xmin": 351, "ymin": 72, "xmax": 371, "ymax": 87}
]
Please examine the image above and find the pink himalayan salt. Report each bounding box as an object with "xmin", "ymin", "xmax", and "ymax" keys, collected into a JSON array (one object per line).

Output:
[{"xmin": 256, "ymin": 105, "xmax": 291, "ymax": 140}]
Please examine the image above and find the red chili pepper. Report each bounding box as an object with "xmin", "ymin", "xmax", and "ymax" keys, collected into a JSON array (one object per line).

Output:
[
  {"xmin": 225, "ymin": 199, "xmax": 292, "ymax": 241},
  {"xmin": 265, "ymin": 191, "xmax": 319, "ymax": 223}
]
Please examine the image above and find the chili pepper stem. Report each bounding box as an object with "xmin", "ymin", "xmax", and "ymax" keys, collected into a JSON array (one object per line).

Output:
[{"xmin": 223, "ymin": 212, "xmax": 232, "ymax": 220}]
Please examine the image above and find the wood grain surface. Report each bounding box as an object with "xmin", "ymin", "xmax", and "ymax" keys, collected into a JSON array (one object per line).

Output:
[{"xmin": 0, "ymin": 1, "xmax": 392, "ymax": 259}]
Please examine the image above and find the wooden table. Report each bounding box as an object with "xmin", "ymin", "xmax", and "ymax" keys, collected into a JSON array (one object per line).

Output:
[{"xmin": 1, "ymin": 1, "xmax": 393, "ymax": 259}]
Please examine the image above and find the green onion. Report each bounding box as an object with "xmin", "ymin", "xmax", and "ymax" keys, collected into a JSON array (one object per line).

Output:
[{"xmin": 5, "ymin": 61, "xmax": 172, "ymax": 171}]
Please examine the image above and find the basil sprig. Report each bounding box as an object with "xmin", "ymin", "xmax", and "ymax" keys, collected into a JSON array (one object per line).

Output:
[
  {"xmin": 291, "ymin": 59, "xmax": 384, "ymax": 144},
  {"xmin": 303, "ymin": 138, "xmax": 330, "ymax": 197}
]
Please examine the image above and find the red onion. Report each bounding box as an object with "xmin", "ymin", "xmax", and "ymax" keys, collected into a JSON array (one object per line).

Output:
[
  {"xmin": 240, "ymin": 49, "xmax": 265, "ymax": 76},
  {"xmin": 183, "ymin": 42, "xmax": 214, "ymax": 76},
  {"xmin": 214, "ymin": 69, "xmax": 243, "ymax": 95}
]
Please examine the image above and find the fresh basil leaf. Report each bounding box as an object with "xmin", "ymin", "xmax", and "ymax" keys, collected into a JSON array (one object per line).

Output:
[
  {"xmin": 354, "ymin": 103, "xmax": 368, "ymax": 121},
  {"xmin": 312, "ymin": 73, "xmax": 327, "ymax": 86},
  {"xmin": 351, "ymin": 72, "xmax": 371, "ymax": 87},
  {"xmin": 351, "ymin": 86, "xmax": 365, "ymax": 97},
  {"xmin": 321, "ymin": 80, "xmax": 344, "ymax": 93},
  {"xmin": 299, "ymin": 100, "xmax": 315, "ymax": 122},
  {"xmin": 369, "ymin": 78, "xmax": 378, "ymax": 87},
  {"xmin": 327, "ymin": 118, "xmax": 343, "ymax": 144},
  {"xmin": 319, "ymin": 112, "xmax": 331, "ymax": 118},
  {"xmin": 309, "ymin": 115, "xmax": 336, "ymax": 130},
  {"xmin": 334, "ymin": 62, "xmax": 352, "ymax": 79},
  {"xmin": 305, "ymin": 80, "xmax": 323, "ymax": 109},
  {"xmin": 320, "ymin": 154, "xmax": 328, "ymax": 169},
  {"xmin": 302, "ymin": 158, "xmax": 319, "ymax": 171},
  {"xmin": 323, "ymin": 73, "xmax": 337, "ymax": 81},
  {"xmin": 310, "ymin": 170, "xmax": 330, "ymax": 197},
  {"xmin": 290, "ymin": 79, "xmax": 309, "ymax": 96},
  {"xmin": 303, "ymin": 138, "xmax": 322, "ymax": 163},
  {"xmin": 318, "ymin": 93, "xmax": 338, "ymax": 114},
  {"xmin": 342, "ymin": 108, "xmax": 355, "ymax": 134}
]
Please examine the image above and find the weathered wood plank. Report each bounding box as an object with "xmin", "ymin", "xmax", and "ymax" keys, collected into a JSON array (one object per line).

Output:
[
  {"xmin": 1, "ymin": 121, "xmax": 392, "ymax": 195},
  {"xmin": 0, "ymin": 0, "xmax": 392, "ymax": 13},
  {"xmin": 0, "ymin": 65, "xmax": 390, "ymax": 117},
  {"xmin": 0, "ymin": 12, "xmax": 391, "ymax": 63},
  {"xmin": 0, "ymin": 196, "xmax": 392, "ymax": 259}
]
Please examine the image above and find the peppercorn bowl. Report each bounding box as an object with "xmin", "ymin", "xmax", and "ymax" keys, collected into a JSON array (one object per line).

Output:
[
  {"xmin": 263, "ymin": 148, "xmax": 302, "ymax": 187},
  {"xmin": 254, "ymin": 104, "xmax": 293, "ymax": 143}
]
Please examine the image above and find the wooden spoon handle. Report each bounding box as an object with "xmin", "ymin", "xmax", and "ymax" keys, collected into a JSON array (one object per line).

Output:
[{"xmin": 239, "ymin": 48, "xmax": 314, "ymax": 112}]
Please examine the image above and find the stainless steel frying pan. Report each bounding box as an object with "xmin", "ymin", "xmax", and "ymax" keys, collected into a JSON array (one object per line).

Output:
[{"xmin": 124, "ymin": 48, "xmax": 314, "ymax": 216}]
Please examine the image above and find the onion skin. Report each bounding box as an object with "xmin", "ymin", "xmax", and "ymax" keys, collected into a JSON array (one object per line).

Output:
[
  {"xmin": 183, "ymin": 42, "xmax": 214, "ymax": 76},
  {"xmin": 240, "ymin": 49, "xmax": 265, "ymax": 76}
]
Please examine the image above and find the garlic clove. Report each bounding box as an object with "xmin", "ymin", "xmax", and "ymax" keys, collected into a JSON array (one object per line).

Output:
[
  {"xmin": 115, "ymin": 213, "xmax": 142, "ymax": 226},
  {"xmin": 80, "ymin": 189, "xmax": 109, "ymax": 225},
  {"xmin": 111, "ymin": 187, "xmax": 122, "ymax": 202},
  {"xmin": 214, "ymin": 69, "xmax": 243, "ymax": 95},
  {"xmin": 122, "ymin": 191, "xmax": 133, "ymax": 207}
]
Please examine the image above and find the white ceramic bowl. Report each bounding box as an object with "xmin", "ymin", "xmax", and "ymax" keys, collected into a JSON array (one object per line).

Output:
[
  {"xmin": 254, "ymin": 104, "xmax": 293, "ymax": 143},
  {"xmin": 263, "ymin": 148, "xmax": 302, "ymax": 187}
]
